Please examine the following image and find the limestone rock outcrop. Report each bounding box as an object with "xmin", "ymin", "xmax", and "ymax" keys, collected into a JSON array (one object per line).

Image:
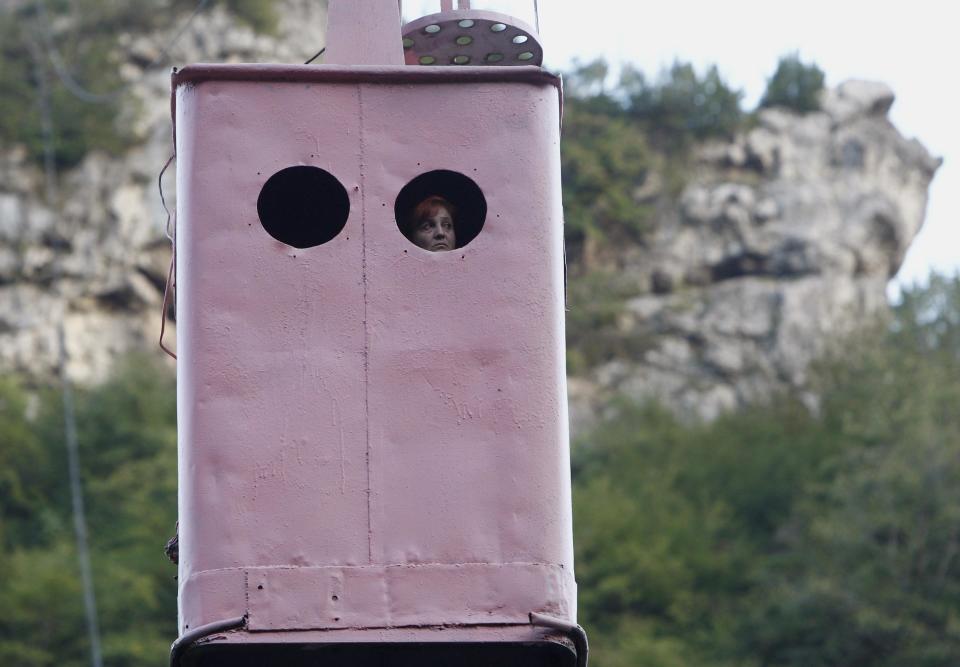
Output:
[
  {"xmin": 0, "ymin": 0, "xmax": 328, "ymax": 382},
  {"xmin": 569, "ymin": 80, "xmax": 941, "ymax": 430}
]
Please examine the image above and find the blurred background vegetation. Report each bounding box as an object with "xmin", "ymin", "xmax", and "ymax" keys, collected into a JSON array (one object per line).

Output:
[
  {"xmin": 0, "ymin": 0, "xmax": 280, "ymax": 169},
  {"xmin": 4, "ymin": 0, "xmax": 958, "ymax": 665},
  {"xmin": 4, "ymin": 275, "xmax": 957, "ymax": 666}
]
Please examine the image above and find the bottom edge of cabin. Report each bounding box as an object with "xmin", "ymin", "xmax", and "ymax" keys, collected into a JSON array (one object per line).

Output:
[{"xmin": 179, "ymin": 639, "xmax": 577, "ymax": 667}]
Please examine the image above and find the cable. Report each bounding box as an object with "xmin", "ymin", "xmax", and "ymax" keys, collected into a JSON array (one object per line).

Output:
[
  {"xmin": 304, "ymin": 46, "xmax": 326, "ymax": 65},
  {"xmin": 158, "ymin": 153, "xmax": 177, "ymax": 359},
  {"xmin": 170, "ymin": 616, "xmax": 246, "ymax": 667},
  {"xmin": 59, "ymin": 325, "xmax": 105, "ymax": 667},
  {"xmin": 25, "ymin": 30, "xmax": 58, "ymax": 205},
  {"xmin": 36, "ymin": 0, "xmax": 211, "ymax": 104},
  {"xmin": 30, "ymin": 17, "xmax": 105, "ymax": 664},
  {"xmin": 529, "ymin": 612, "xmax": 589, "ymax": 667},
  {"xmin": 159, "ymin": 153, "xmax": 175, "ymax": 242}
]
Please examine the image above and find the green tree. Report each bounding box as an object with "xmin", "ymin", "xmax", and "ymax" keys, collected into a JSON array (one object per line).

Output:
[
  {"xmin": 759, "ymin": 53, "xmax": 825, "ymax": 113},
  {"xmin": 573, "ymin": 275, "xmax": 960, "ymax": 666},
  {"xmin": 561, "ymin": 104, "xmax": 655, "ymax": 254},
  {"xmin": 0, "ymin": 378, "xmax": 51, "ymax": 550},
  {"xmin": 574, "ymin": 400, "xmax": 824, "ymax": 666},
  {"xmin": 0, "ymin": 0, "xmax": 280, "ymax": 170},
  {"xmin": 742, "ymin": 274, "xmax": 960, "ymax": 665},
  {"xmin": 0, "ymin": 355, "xmax": 178, "ymax": 667},
  {"xmin": 625, "ymin": 61, "xmax": 744, "ymax": 150}
]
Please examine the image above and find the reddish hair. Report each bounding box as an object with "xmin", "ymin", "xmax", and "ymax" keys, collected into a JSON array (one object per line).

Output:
[{"xmin": 406, "ymin": 195, "xmax": 457, "ymax": 235}]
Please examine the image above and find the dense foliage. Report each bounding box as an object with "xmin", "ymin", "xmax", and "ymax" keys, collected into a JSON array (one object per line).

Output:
[
  {"xmin": 560, "ymin": 100, "xmax": 656, "ymax": 258},
  {"xmin": 575, "ymin": 274, "xmax": 960, "ymax": 666},
  {"xmin": 760, "ymin": 53, "xmax": 826, "ymax": 113},
  {"xmin": 0, "ymin": 0, "xmax": 279, "ymax": 170},
  {"xmin": 0, "ymin": 356, "xmax": 177, "ymax": 666},
  {"xmin": 622, "ymin": 61, "xmax": 745, "ymax": 150},
  {"xmin": 2, "ymin": 276, "xmax": 958, "ymax": 666},
  {"xmin": 0, "ymin": 4, "xmax": 134, "ymax": 170}
]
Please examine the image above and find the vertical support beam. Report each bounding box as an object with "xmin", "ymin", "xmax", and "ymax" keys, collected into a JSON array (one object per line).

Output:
[
  {"xmin": 458, "ymin": 0, "xmax": 471, "ymax": 8},
  {"xmin": 326, "ymin": 0, "xmax": 404, "ymax": 66},
  {"xmin": 441, "ymin": 0, "xmax": 453, "ymax": 11}
]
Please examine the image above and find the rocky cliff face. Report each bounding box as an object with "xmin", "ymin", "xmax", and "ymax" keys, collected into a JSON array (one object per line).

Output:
[
  {"xmin": 0, "ymin": 0, "xmax": 328, "ymax": 382},
  {"xmin": 568, "ymin": 80, "xmax": 941, "ymax": 430},
  {"xmin": 0, "ymin": 5, "xmax": 941, "ymax": 430}
]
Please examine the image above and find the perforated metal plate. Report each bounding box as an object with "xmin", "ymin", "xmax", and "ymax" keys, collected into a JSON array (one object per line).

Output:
[{"xmin": 402, "ymin": 10, "xmax": 543, "ymax": 66}]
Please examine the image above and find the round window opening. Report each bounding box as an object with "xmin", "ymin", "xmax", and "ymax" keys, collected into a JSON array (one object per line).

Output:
[
  {"xmin": 395, "ymin": 170, "xmax": 486, "ymax": 252},
  {"xmin": 257, "ymin": 166, "xmax": 350, "ymax": 249}
]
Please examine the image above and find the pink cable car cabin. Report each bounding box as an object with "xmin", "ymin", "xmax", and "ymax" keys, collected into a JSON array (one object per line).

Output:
[{"xmin": 170, "ymin": 0, "xmax": 584, "ymax": 664}]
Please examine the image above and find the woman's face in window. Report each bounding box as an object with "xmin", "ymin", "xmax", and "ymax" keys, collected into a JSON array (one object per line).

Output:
[{"xmin": 411, "ymin": 205, "xmax": 456, "ymax": 252}]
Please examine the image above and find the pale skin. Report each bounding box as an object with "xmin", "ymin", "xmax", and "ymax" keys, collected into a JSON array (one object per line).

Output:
[{"xmin": 411, "ymin": 205, "xmax": 456, "ymax": 252}]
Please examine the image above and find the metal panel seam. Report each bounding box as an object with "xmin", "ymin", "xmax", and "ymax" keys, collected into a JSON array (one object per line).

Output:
[
  {"xmin": 186, "ymin": 561, "xmax": 571, "ymax": 572},
  {"xmin": 171, "ymin": 64, "xmax": 562, "ymax": 89},
  {"xmin": 359, "ymin": 82, "xmax": 373, "ymax": 564}
]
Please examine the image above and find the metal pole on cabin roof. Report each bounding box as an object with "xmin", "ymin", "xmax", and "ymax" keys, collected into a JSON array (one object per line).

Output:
[{"xmin": 325, "ymin": 0, "xmax": 404, "ymax": 65}]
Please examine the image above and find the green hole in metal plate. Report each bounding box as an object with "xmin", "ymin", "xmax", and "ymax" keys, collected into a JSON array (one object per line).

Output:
[
  {"xmin": 419, "ymin": 55, "xmax": 437, "ymax": 65},
  {"xmin": 512, "ymin": 35, "xmax": 528, "ymax": 44},
  {"xmin": 453, "ymin": 55, "xmax": 471, "ymax": 65},
  {"xmin": 456, "ymin": 35, "xmax": 473, "ymax": 45},
  {"xmin": 424, "ymin": 24, "xmax": 441, "ymax": 34},
  {"xmin": 458, "ymin": 19, "xmax": 475, "ymax": 28},
  {"xmin": 486, "ymin": 53, "xmax": 504, "ymax": 63},
  {"xmin": 517, "ymin": 51, "xmax": 534, "ymax": 61},
  {"xmin": 490, "ymin": 23, "xmax": 506, "ymax": 32},
  {"xmin": 402, "ymin": 37, "xmax": 414, "ymax": 48}
]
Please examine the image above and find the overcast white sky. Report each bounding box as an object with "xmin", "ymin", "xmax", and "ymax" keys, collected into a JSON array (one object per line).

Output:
[{"xmin": 404, "ymin": 1, "xmax": 957, "ymax": 295}]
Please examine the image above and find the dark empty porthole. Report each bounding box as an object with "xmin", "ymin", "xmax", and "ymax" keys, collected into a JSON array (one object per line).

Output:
[
  {"xmin": 395, "ymin": 170, "xmax": 486, "ymax": 252},
  {"xmin": 257, "ymin": 166, "xmax": 350, "ymax": 249}
]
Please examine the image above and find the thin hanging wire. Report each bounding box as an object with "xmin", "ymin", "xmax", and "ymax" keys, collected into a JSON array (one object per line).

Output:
[
  {"xmin": 158, "ymin": 154, "xmax": 177, "ymax": 359},
  {"xmin": 304, "ymin": 46, "xmax": 326, "ymax": 65},
  {"xmin": 533, "ymin": 0, "xmax": 540, "ymax": 33},
  {"xmin": 35, "ymin": 0, "xmax": 211, "ymax": 104},
  {"xmin": 58, "ymin": 325, "xmax": 105, "ymax": 667},
  {"xmin": 29, "ymin": 17, "xmax": 104, "ymax": 665},
  {"xmin": 159, "ymin": 154, "xmax": 175, "ymax": 242},
  {"xmin": 25, "ymin": 32, "xmax": 58, "ymax": 205}
]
